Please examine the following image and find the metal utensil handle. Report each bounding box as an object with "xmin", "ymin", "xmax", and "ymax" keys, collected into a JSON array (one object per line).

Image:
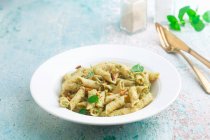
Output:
[
  {"xmin": 178, "ymin": 51, "xmax": 210, "ymax": 94},
  {"xmin": 188, "ymin": 48, "xmax": 210, "ymax": 69}
]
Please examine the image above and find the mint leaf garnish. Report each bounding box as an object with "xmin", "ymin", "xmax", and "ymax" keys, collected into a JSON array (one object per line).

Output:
[
  {"xmin": 88, "ymin": 95, "xmax": 98, "ymax": 103},
  {"xmin": 167, "ymin": 6, "xmax": 208, "ymax": 32},
  {"xmin": 167, "ymin": 15, "xmax": 178, "ymax": 23},
  {"xmin": 167, "ymin": 15, "xmax": 181, "ymax": 31},
  {"xmin": 203, "ymin": 10, "xmax": 210, "ymax": 23},
  {"xmin": 191, "ymin": 15, "xmax": 200, "ymax": 24},
  {"xmin": 131, "ymin": 64, "xmax": 144, "ymax": 72},
  {"xmin": 187, "ymin": 9, "xmax": 196, "ymax": 18},
  {"xmin": 79, "ymin": 108, "xmax": 87, "ymax": 114},
  {"xmin": 191, "ymin": 20, "xmax": 205, "ymax": 31},
  {"xmin": 169, "ymin": 22, "xmax": 181, "ymax": 31},
  {"xmin": 178, "ymin": 6, "xmax": 190, "ymax": 25}
]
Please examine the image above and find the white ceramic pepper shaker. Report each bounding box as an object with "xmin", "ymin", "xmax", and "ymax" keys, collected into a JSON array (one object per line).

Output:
[{"xmin": 120, "ymin": 0, "xmax": 147, "ymax": 34}]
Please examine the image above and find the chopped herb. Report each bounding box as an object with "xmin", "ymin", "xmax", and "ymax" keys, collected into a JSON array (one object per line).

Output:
[
  {"xmin": 86, "ymin": 71, "xmax": 94, "ymax": 79},
  {"xmin": 167, "ymin": 6, "xmax": 210, "ymax": 32},
  {"xmin": 191, "ymin": 15, "xmax": 200, "ymax": 24},
  {"xmin": 192, "ymin": 20, "xmax": 205, "ymax": 31},
  {"xmin": 169, "ymin": 22, "xmax": 181, "ymax": 31},
  {"xmin": 187, "ymin": 8, "xmax": 196, "ymax": 17},
  {"xmin": 167, "ymin": 15, "xmax": 181, "ymax": 31},
  {"xmin": 79, "ymin": 108, "xmax": 87, "ymax": 114},
  {"xmin": 131, "ymin": 64, "xmax": 144, "ymax": 72},
  {"xmin": 203, "ymin": 10, "xmax": 210, "ymax": 23},
  {"xmin": 167, "ymin": 15, "xmax": 178, "ymax": 23},
  {"xmin": 88, "ymin": 95, "xmax": 98, "ymax": 103},
  {"xmin": 178, "ymin": 6, "xmax": 190, "ymax": 26}
]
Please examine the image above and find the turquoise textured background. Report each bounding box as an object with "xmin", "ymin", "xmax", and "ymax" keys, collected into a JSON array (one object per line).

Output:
[{"xmin": 0, "ymin": 0, "xmax": 210, "ymax": 140}]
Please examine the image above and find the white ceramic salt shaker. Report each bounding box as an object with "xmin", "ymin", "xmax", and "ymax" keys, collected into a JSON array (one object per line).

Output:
[{"xmin": 120, "ymin": 0, "xmax": 147, "ymax": 34}]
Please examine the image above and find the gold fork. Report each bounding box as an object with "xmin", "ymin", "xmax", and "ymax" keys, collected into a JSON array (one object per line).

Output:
[{"xmin": 155, "ymin": 23, "xmax": 210, "ymax": 94}]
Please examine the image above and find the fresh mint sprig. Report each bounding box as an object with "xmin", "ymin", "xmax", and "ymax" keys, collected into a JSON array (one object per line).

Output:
[{"xmin": 167, "ymin": 6, "xmax": 210, "ymax": 32}]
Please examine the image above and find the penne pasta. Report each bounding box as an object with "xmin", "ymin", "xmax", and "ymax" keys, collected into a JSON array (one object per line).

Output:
[
  {"xmin": 59, "ymin": 62, "xmax": 159, "ymax": 117},
  {"xmin": 78, "ymin": 77, "xmax": 100, "ymax": 89},
  {"xmin": 86, "ymin": 89, "xmax": 97, "ymax": 110},
  {"xmin": 59, "ymin": 96, "xmax": 70, "ymax": 108},
  {"xmin": 117, "ymin": 78, "xmax": 135, "ymax": 86},
  {"xmin": 90, "ymin": 108, "xmax": 102, "ymax": 116},
  {"xmin": 105, "ymin": 93, "xmax": 120, "ymax": 104},
  {"xmin": 135, "ymin": 92, "xmax": 153, "ymax": 109},
  {"xmin": 69, "ymin": 88, "xmax": 85, "ymax": 110},
  {"xmin": 112, "ymin": 80, "xmax": 125, "ymax": 94},
  {"xmin": 108, "ymin": 107, "xmax": 138, "ymax": 116},
  {"xmin": 128, "ymin": 86, "xmax": 140, "ymax": 107},
  {"xmin": 149, "ymin": 72, "xmax": 159, "ymax": 82},
  {"xmin": 105, "ymin": 96, "xmax": 125, "ymax": 114},
  {"xmin": 96, "ymin": 91, "xmax": 105, "ymax": 107}
]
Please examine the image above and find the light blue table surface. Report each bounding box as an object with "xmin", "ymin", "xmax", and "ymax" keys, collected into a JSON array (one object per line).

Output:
[{"xmin": 0, "ymin": 0, "xmax": 210, "ymax": 140}]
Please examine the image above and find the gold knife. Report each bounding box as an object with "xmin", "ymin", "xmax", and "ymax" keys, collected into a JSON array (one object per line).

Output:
[{"xmin": 158, "ymin": 23, "xmax": 210, "ymax": 69}]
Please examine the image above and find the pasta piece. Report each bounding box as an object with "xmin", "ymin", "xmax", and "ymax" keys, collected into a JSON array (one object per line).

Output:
[
  {"xmin": 117, "ymin": 78, "xmax": 135, "ymax": 86},
  {"xmin": 136, "ymin": 86, "xmax": 149, "ymax": 94},
  {"xmin": 102, "ymin": 84, "xmax": 114, "ymax": 91},
  {"xmin": 92, "ymin": 75, "xmax": 103, "ymax": 83},
  {"xmin": 124, "ymin": 103, "xmax": 131, "ymax": 108},
  {"xmin": 111, "ymin": 73, "xmax": 119, "ymax": 82},
  {"xmin": 149, "ymin": 72, "xmax": 159, "ymax": 82},
  {"xmin": 105, "ymin": 93, "xmax": 120, "ymax": 104},
  {"xmin": 136, "ymin": 85, "xmax": 150, "ymax": 99},
  {"xmin": 99, "ymin": 111, "xmax": 107, "ymax": 117},
  {"xmin": 94, "ymin": 67, "xmax": 115, "ymax": 84},
  {"xmin": 59, "ymin": 97, "xmax": 70, "ymax": 108},
  {"xmin": 105, "ymin": 96, "xmax": 125, "ymax": 114},
  {"xmin": 108, "ymin": 108, "xmax": 138, "ymax": 116},
  {"xmin": 128, "ymin": 86, "xmax": 140, "ymax": 107},
  {"xmin": 112, "ymin": 80, "xmax": 125, "ymax": 94},
  {"xmin": 135, "ymin": 74, "xmax": 144, "ymax": 85},
  {"xmin": 135, "ymin": 92, "xmax": 153, "ymax": 109},
  {"xmin": 142, "ymin": 72, "xmax": 151, "ymax": 86},
  {"xmin": 94, "ymin": 62, "xmax": 117, "ymax": 72},
  {"xmin": 90, "ymin": 108, "xmax": 103, "ymax": 116},
  {"xmin": 116, "ymin": 64, "xmax": 131, "ymax": 78},
  {"xmin": 76, "ymin": 101, "xmax": 87, "ymax": 109},
  {"xmin": 78, "ymin": 77, "xmax": 100, "ymax": 89},
  {"xmin": 61, "ymin": 82, "xmax": 80, "ymax": 94},
  {"xmin": 124, "ymin": 94, "xmax": 130, "ymax": 103},
  {"xmin": 96, "ymin": 91, "xmax": 105, "ymax": 107},
  {"xmin": 69, "ymin": 88, "xmax": 85, "ymax": 110},
  {"xmin": 68, "ymin": 93, "xmax": 76, "ymax": 99},
  {"xmin": 63, "ymin": 68, "xmax": 85, "ymax": 81},
  {"xmin": 93, "ymin": 62, "xmax": 119, "ymax": 84},
  {"xmin": 86, "ymin": 89, "xmax": 97, "ymax": 110}
]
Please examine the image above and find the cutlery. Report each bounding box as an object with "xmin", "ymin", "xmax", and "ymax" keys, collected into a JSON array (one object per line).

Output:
[
  {"xmin": 156, "ymin": 23, "xmax": 210, "ymax": 69},
  {"xmin": 156, "ymin": 23, "xmax": 210, "ymax": 94}
]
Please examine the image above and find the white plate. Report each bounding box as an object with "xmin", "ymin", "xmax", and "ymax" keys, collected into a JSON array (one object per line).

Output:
[{"xmin": 30, "ymin": 44, "xmax": 181, "ymax": 125}]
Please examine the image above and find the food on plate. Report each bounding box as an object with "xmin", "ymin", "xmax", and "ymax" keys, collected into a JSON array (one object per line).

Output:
[{"xmin": 59, "ymin": 62, "xmax": 159, "ymax": 117}]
